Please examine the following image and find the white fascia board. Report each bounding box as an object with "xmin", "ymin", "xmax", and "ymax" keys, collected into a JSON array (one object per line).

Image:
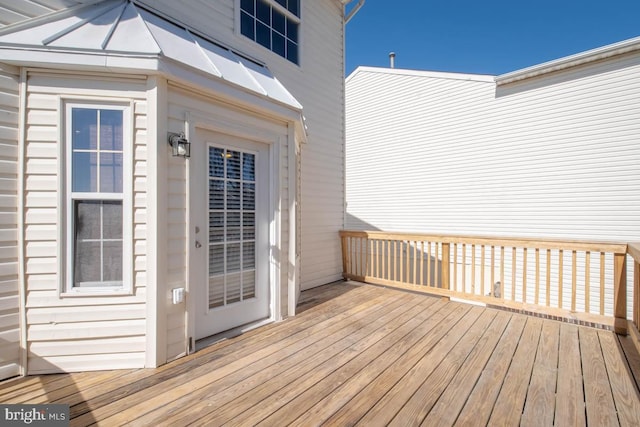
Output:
[
  {"xmin": 346, "ymin": 65, "xmax": 495, "ymax": 83},
  {"xmin": 497, "ymin": 35, "xmax": 640, "ymax": 85}
]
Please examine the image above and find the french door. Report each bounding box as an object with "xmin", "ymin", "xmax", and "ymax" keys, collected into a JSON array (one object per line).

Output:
[{"xmin": 192, "ymin": 130, "xmax": 270, "ymax": 340}]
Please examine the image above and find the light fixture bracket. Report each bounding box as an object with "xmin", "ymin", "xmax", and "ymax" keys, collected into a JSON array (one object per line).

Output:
[{"xmin": 168, "ymin": 132, "xmax": 190, "ymax": 158}]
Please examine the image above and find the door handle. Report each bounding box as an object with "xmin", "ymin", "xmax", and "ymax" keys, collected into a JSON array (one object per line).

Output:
[{"xmin": 195, "ymin": 241, "xmax": 202, "ymax": 248}]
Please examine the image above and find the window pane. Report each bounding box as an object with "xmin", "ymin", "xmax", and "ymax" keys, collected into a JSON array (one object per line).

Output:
[
  {"xmin": 209, "ymin": 179, "xmax": 225, "ymax": 210},
  {"xmin": 272, "ymin": 31, "xmax": 285, "ymax": 57},
  {"xmin": 226, "ymin": 150, "xmax": 241, "ymax": 179},
  {"xmin": 227, "ymin": 243, "xmax": 241, "ymax": 272},
  {"xmin": 209, "ymin": 244, "xmax": 224, "ymax": 275},
  {"xmin": 286, "ymin": 18, "xmax": 298, "ymax": 43},
  {"xmin": 241, "ymin": 11, "xmax": 255, "ymax": 39},
  {"xmin": 256, "ymin": 21, "xmax": 270, "ymax": 48},
  {"xmin": 243, "ymin": 242, "xmax": 255, "ymax": 269},
  {"xmin": 209, "ymin": 147, "xmax": 225, "ymax": 178},
  {"xmin": 72, "ymin": 152, "xmax": 97, "ymax": 192},
  {"xmin": 243, "ymin": 212, "xmax": 255, "ymax": 240},
  {"xmin": 75, "ymin": 200, "xmax": 100, "ymax": 240},
  {"xmin": 274, "ymin": 0, "xmax": 286, "ymax": 8},
  {"xmin": 227, "ymin": 212, "xmax": 241, "ymax": 241},
  {"xmin": 243, "ymin": 182, "xmax": 255, "ymax": 210},
  {"xmin": 240, "ymin": 0, "xmax": 254, "ymax": 14},
  {"xmin": 74, "ymin": 241, "xmax": 101, "ymax": 285},
  {"xmin": 227, "ymin": 181, "xmax": 241, "ymax": 210},
  {"xmin": 256, "ymin": 0, "xmax": 270, "ymax": 24},
  {"xmin": 288, "ymin": 0, "xmax": 299, "ymax": 17},
  {"xmin": 209, "ymin": 212, "xmax": 224, "ymax": 243},
  {"xmin": 100, "ymin": 110, "xmax": 123, "ymax": 151},
  {"xmin": 99, "ymin": 153, "xmax": 123, "ymax": 193},
  {"xmin": 272, "ymin": 8, "xmax": 286, "ymax": 34},
  {"xmin": 242, "ymin": 153, "xmax": 255, "ymax": 181},
  {"xmin": 227, "ymin": 272, "xmax": 241, "ymax": 304},
  {"xmin": 287, "ymin": 39, "xmax": 298, "ymax": 64},
  {"xmin": 103, "ymin": 201, "xmax": 123, "ymax": 239},
  {"xmin": 103, "ymin": 241, "xmax": 123, "ymax": 282},
  {"xmin": 72, "ymin": 108, "xmax": 97, "ymax": 150}
]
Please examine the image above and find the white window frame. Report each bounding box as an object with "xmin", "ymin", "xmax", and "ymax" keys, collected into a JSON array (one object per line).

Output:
[
  {"xmin": 235, "ymin": 0, "xmax": 302, "ymax": 66},
  {"xmin": 61, "ymin": 101, "xmax": 133, "ymax": 296}
]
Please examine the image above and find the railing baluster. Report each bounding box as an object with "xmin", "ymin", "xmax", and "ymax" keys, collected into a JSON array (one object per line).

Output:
[
  {"xmin": 523, "ymin": 247, "xmax": 527, "ymax": 304},
  {"xmin": 535, "ymin": 248, "xmax": 540, "ymax": 305},
  {"xmin": 427, "ymin": 242, "xmax": 432, "ymax": 287},
  {"xmin": 454, "ymin": 243, "xmax": 458, "ymax": 292},
  {"xmin": 613, "ymin": 252, "xmax": 627, "ymax": 334},
  {"xmin": 435, "ymin": 242, "xmax": 440, "ymax": 288},
  {"xmin": 585, "ymin": 251, "xmax": 590, "ymax": 313},
  {"xmin": 546, "ymin": 249, "xmax": 551, "ymax": 307},
  {"xmin": 481, "ymin": 245, "xmax": 485, "ymax": 297},
  {"xmin": 471, "ymin": 244, "xmax": 476, "ymax": 295},
  {"xmin": 491, "ymin": 246, "xmax": 495, "ymax": 297},
  {"xmin": 512, "ymin": 247, "xmax": 516, "ymax": 301},
  {"xmin": 571, "ymin": 250, "xmax": 577, "ymax": 312},
  {"xmin": 600, "ymin": 252, "xmax": 605, "ymax": 315},
  {"xmin": 558, "ymin": 249, "xmax": 564, "ymax": 309},
  {"xmin": 420, "ymin": 241, "xmax": 424, "ymax": 286},
  {"xmin": 413, "ymin": 241, "xmax": 417, "ymax": 284},
  {"xmin": 400, "ymin": 240, "xmax": 404, "ymax": 283},
  {"xmin": 462, "ymin": 243, "xmax": 466, "ymax": 292},
  {"xmin": 500, "ymin": 246, "xmax": 505, "ymax": 299},
  {"xmin": 442, "ymin": 243, "xmax": 450, "ymax": 290}
]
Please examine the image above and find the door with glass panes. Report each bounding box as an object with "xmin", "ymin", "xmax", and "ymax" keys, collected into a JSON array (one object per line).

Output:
[{"xmin": 192, "ymin": 130, "xmax": 270, "ymax": 340}]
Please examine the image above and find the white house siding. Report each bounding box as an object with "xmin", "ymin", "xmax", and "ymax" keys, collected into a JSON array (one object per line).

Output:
[
  {"xmin": 140, "ymin": 0, "xmax": 346, "ymax": 290},
  {"xmin": 346, "ymin": 53, "xmax": 640, "ymax": 316},
  {"xmin": 24, "ymin": 71, "xmax": 148, "ymax": 374},
  {"xmin": 0, "ymin": 63, "xmax": 20, "ymax": 380},
  {"xmin": 165, "ymin": 84, "xmax": 292, "ymax": 359}
]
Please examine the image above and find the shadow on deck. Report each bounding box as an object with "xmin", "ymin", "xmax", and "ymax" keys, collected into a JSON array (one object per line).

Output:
[{"xmin": 1, "ymin": 281, "xmax": 639, "ymax": 426}]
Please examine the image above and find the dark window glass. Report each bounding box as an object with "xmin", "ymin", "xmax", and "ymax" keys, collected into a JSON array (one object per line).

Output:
[
  {"xmin": 72, "ymin": 109, "xmax": 97, "ymax": 150},
  {"xmin": 287, "ymin": 40, "xmax": 298, "ymax": 63},
  {"xmin": 272, "ymin": 31, "xmax": 286, "ymax": 57},
  {"xmin": 240, "ymin": 0, "xmax": 254, "ymax": 14},
  {"xmin": 256, "ymin": 21, "xmax": 270, "ymax": 48},
  {"xmin": 275, "ymin": 0, "xmax": 286, "ymax": 8},
  {"xmin": 286, "ymin": 18, "xmax": 298, "ymax": 43},
  {"xmin": 272, "ymin": 8, "xmax": 286, "ymax": 34},
  {"xmin": 256, "ymin": 0, "xmax": 271, "ymax": 24},
  {"xmin": 288, "ymin": 0, "xmax": 299, "ymax": 17},
  {"xmin": 241, "ymin": 11, "xmax": 255, "ymax": 39}
]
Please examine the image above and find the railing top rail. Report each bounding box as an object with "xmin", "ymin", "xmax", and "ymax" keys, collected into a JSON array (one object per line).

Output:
[{"xmin": 340, "ymin": 230, "xmax": 628, "ymax": 254}]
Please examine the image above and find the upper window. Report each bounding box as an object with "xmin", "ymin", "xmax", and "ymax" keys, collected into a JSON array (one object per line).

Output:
[
  {"xmin": 65, "ymin": 104, "xmax": 131, "ymax": 293},
  {"xmin": 240, "ymin": 0, "xmax": 300, "ymax": 64}
]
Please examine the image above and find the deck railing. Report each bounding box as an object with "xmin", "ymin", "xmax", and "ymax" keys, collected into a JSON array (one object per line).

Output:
[{"xmin": 340, "ymin": 230, "xmax": 636, "ymax": 334}]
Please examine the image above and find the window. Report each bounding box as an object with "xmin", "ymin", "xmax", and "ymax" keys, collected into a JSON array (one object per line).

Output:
[
  {"xmin": 65, "ymin": 104, "xmax": 131, "ymax": 293},
  {"xmin": 240, "ymin": 0, "xmax": 300, "ymax": 64}
]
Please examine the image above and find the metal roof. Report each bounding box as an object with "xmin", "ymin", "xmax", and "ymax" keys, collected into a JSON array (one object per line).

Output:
[{"xmin": 0, "ymin": 0, "xmax": 302, "ymax": 110}]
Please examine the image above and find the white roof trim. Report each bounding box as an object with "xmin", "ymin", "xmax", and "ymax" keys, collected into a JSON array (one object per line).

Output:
[
  {"xmin": 0, "ymin": 0, "xmax": 302, "ymax": 111},
  {"xmin": 496, "ymin": 35, "xmax": 640, "ymax": 85},
  {"xmin": 346, "ymin": 66, "xmax": 495, "ymax": 83}
]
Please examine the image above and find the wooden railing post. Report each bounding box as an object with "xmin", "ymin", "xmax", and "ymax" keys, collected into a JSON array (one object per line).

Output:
[
  {"xmin": 613, "ymin": 252, "xmax": 627, "ymax": 335},
  {"xmin": 634, "ymin": 259, "xmax": 639, "ymax": 331},
  {"xmin": 441, "ymin": 243, "xmax": 450, "ymax": 290}
]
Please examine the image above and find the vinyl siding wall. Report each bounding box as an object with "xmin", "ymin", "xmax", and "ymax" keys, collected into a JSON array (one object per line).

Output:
[
  {"xmin": 346, "ymin": 55, "xmax": 640, "ymax": 316},
  {"xmin": 0, "ymin": 63, "xmax": 20, "ymax": 380},
  {"xmin": 141, "ymin": 0, "xmax": 346, "ymax": 290},
  {"xmin": 24, "ymin": 71, "xmax": 148, "ymax": 374}
]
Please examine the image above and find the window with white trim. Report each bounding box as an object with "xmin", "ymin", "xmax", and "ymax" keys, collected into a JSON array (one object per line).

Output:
[
  {"xmin": 239, "ymin": 0, "xmax": 300, "ymax": 64},
  {"xmin": 65, "ymin": 104, "xmax": 131, "ymax": 292}
]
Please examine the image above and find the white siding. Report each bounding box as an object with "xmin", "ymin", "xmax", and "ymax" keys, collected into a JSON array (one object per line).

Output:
[
  {"xmin": 346, "ymin": 56, "xmax": 640, "ymax": 242},
  {"xmin": 24, "ymin": 72, "xmax": 148, "ymax": 374},
  {"xmin": 0, "ymin": 63, "xmax": 20, "ymax": 380},
  {"xmin": 140, "ymin": 0, "xmax": 346, "ymax": 290}
]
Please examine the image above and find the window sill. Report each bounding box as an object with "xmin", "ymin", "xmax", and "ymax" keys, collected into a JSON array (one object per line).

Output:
[{"xmin": 60, "ymin": 288, "xmax": 134, "ymax": 298}]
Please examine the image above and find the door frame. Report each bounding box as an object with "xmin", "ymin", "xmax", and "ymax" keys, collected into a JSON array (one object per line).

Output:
[{"xmin": 185, "ymin": 112, "xmax": 284, "ymax": 351}]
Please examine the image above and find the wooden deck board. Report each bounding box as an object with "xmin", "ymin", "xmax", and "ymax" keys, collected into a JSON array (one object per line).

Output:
[{"xmin": 0, "ymin": 281, "xmax": 638, "ymax": 427}]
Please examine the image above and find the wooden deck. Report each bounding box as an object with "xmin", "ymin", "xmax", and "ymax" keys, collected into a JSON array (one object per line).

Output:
[{"xmin": 2, "ymin": 281, "xmax": 640, "ymax": 426}]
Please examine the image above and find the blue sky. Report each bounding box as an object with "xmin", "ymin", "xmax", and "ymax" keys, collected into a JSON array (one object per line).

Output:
[{"xmin": 345, "ymin": 0, "xmax": 640, "ymax": 76}]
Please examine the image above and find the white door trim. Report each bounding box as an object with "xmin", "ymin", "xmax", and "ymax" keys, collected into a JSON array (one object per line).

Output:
[{"xmin": 184, "ymin": 112, "xmax": 283, "ymax": 350}]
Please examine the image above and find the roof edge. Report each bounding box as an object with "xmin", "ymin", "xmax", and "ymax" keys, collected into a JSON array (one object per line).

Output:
[
  {"xmin": 496, "ymin": 35, "xmax": 640, "ymax": 85},
  {"xmin": 346, "ymin": 66, "xmax": 495, "ymax": 83}
]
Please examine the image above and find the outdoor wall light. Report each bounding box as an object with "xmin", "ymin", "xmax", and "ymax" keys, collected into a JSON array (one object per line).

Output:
[{"xmin": 168, "ymin": 132, "xmax": 191, "ymax": 158}]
